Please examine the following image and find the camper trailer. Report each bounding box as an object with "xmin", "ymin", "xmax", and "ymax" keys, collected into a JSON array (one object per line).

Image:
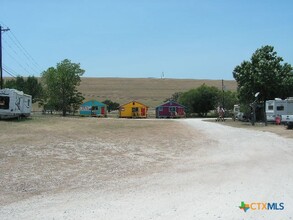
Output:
[
  {"xmin": 265, "ymin": 98, "xmax": 293, "ymax": 122},
  {"xmin": 232, "ymin": 104, "xmax": 249, "ymax": 121},
  {"xmin": 0, "ymin": 89, "xmax": 32, "ymax": 119}
]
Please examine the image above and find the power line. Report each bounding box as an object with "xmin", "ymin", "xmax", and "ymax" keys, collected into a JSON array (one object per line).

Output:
[
  {"xmin": 2, "ymin": 37, "xmax": 39, "ymax": 75},
  {"xmin": 0, "ymin": 21, "xmax": 42, "ymax": 76},
  {"xmin": 2, "ymin": 45, "xmax": 31, "ymax": 75},
  {"xmin": 3, "ymin": 64, "xmax": 18, "ymax": 76},
  {"xmin": 3, "ymin": 66, "xmax": 16, "ymax": 78},
  {"xmin": 9, "ymin": 30, "xmax": 42, "ymax": 72}
]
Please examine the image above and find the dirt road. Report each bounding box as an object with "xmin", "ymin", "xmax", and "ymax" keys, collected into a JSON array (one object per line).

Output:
[{"xmin": 0, "ymin": 118, "xmax": 292, "ymax": 219}]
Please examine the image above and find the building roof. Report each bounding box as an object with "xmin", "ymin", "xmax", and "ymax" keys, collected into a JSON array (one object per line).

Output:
[
  {"xmin": 156, "ymin": 100, "xmax": 186, "ymax": 108},
  {"xmin": 81, "ymin": 100, "xmax": 106, "ymax": 107},
  {"xmin": 119, "ymin": 100, "xmax": 149, "ymax": 108}
]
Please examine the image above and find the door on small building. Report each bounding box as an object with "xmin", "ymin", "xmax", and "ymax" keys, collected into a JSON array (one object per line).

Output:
[
  {"xmin": 169, "ymin": 106, "xmax": 176, "ymax": 117},
  {"xmin": 101, "ymin": 107, "xmax": 105, "ymax": 115},
  {"xmin": 177, "ymin": 107, "xmax": 184, "ymax": 116},
  {"xmin": 91, "ymin": 106, "xmax": 98, "ymax": 116},
  {"xmin": 132, "ymin": 107, "xmax": 139, "ymax": 117},
  {"xmin": 141, "ymin": 107, "xmax": 146, "ymax": 117}
]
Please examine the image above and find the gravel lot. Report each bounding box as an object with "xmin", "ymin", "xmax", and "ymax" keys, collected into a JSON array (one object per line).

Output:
[{"xmin": 0, "ymin": 117, "xmax": 292, "ymax": 219}]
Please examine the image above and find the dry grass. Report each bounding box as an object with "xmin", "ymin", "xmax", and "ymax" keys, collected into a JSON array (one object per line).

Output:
[
  {"xmin": 0, "ymin": 116, "xmax": 203, "ymax": 205},
  {"xmin": 78, "ymin": 77, "xmax": 237, "ymax": 107}
]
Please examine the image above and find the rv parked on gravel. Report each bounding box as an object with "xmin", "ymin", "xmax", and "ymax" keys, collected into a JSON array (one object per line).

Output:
[
  {"xmin": 266, "ymin": 98, "xmax": 293, "ymax": 122},
  {"xmin": 0, "ymin": 89, "xmax": 32, "ymax": 119},
  {"xmin": 281, "ymin": 114, "xmax": 293, "ymax": 129}
]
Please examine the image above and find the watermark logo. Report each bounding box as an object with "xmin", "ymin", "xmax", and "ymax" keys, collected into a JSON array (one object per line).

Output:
[
  {"xmin": 239, "ymin": 201, "xmax": 284, "ymax": 212},
  {"xmin": 239, "ymin": 201, "xmax": 250, "ymax": 212}
]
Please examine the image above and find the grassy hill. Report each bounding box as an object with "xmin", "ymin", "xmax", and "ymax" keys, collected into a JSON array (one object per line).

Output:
[{"xmin": 78, "ymin": 77, "xmax": 237, "ymax": 107}]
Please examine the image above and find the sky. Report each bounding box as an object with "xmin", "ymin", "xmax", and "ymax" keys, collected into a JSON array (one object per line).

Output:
[{"xmin": 1, "ymin": 0, "xmax": 293, "ymax": 80}]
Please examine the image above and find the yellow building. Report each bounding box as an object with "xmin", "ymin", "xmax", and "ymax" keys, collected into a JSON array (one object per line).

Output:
[{"xmin": 119, "ymin": 101, "xmax": 148, "ymax": 118}]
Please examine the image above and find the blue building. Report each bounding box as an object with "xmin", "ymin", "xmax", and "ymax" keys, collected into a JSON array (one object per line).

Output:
[{"xmin": 79, "ymin": 100, "xmax": 107, "ymax": 117}]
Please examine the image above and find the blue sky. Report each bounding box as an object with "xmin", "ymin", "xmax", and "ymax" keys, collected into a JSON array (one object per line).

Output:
[{"xmin": 1, "ymin": 0, "xmax": 293, "ymax": 79}]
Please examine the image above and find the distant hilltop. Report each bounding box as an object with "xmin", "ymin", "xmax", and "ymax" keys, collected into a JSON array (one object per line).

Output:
[{"xmin": 78, "ymin": 77, "xmax": 237, "ymax": 107}]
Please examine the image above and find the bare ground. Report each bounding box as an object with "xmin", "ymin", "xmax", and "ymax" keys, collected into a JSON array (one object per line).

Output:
[{"xmin": 0, "ymin": 116, "xmax": 204, "ymax": 206}]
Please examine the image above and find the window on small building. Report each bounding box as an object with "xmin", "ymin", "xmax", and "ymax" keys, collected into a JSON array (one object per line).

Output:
[
  {"xmin": 277, "ymin": 106, "xmax": 284, "ymax": 111},
  {"xmin": 268, "ymin": 105, "xmax": 273, "ymax": 110},
  {"xmin": 132, "ymin": 107, "xmax": 139, "ymax": 112},
  {"xmin": 158, "ymin": 106, "xmax": 163, "ymax": 111},
  {"xmin": 0, "ymin": 96, "xmax": 9, "ymax": 109},
  {"xmin": 169, "ymin": 107, "xmax": 176, "ymax": 112}
]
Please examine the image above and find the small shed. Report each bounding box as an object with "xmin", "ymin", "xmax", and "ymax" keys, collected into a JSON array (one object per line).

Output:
[
  {"xmin": 80, "ymin": 100, "xmax": 107, "ymax": 117},
  {"xmin": 156, "ymin": 100, "xmax": 186, "ymax": 118},
  {"xmin": 119, "ymin": 101, "xmax": 148, "ymax": 118}
]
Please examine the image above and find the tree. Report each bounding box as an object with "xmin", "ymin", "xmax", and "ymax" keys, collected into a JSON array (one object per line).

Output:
[
  {"xmin": 4, "ymin": 76, "xmax": 43, "ymax": 103},
  {"xmin": 102, "ymin": 99, "xmax": 120, "ymax": 112},
  {"xmin": 41, "ymin": 59, "xmax": 85, "ymax": 116},
  {"xmin": 233, "ymin": 45, "xmax": 293, "ymax": 123},
  {"xmin": 164, "ymin": 92, "xmax": 183, "ymax": 102},
  {"xmin": 24, "ymin": 76, "xmax": 43, "ymax": 102},
  {"xmin": 222, "ymin": 90, "xmax": 238, "ymax": 111},
  {"xmin": 178, "ymin": 84, "xmax": 221, "ymax": 117}
]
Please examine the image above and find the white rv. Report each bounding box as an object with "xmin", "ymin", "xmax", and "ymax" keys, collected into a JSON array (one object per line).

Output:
[
  {"xmin": 0, "ymin": 89, "xmax": 32, "ymax": 119},
  {"xmin": 265, "ymin": 98, "xmax": 293, "ymax": 122}
]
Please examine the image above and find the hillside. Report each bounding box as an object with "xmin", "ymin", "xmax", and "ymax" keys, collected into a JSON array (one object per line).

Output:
[{"xmin": 78, "ymin": 77, "xmax": 237, "ymax": 107}]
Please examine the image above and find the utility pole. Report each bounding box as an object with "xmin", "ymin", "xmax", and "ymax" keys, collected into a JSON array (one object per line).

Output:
[
  {"xmin": 0, "ymin": 26, "xmax": 10, "ymax": 89},
  {"xmin": 222, "ymin": 79, "xmax": 225, "ymax": 109}
]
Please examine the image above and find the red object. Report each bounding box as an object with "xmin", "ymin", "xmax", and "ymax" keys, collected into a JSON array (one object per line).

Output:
[
  {"xmin": 275, "ymin": 116, "xmax": 281, "ymax": 125},
  {"xmin": 156, "ymin": 101, "xmax": 186, "ymax": 118},
  {"xmin": 141, "ymin": 108, "xmax": 146, "ymax": 116}
]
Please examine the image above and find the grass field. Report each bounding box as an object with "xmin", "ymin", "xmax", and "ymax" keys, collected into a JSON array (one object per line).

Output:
[
  {"xmin": 78, "ymin": 77, "xmax": 237, "ymax": 107},
  {"xmin": 0, "ymin": 116, "xmax": 201, "ymax": 205}
]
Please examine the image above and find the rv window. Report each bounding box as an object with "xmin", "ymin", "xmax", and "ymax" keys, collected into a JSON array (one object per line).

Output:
[
  {"xmin": 0, "ymin": 96, "xmax": 9, "ymax": 109},
  {"xmin": 277, "ymin": 106, "xmax": 284, "ymax": 111},
  {"xmin": 268, "ymin": 105, "xmax": 273, "ymax": 110}
]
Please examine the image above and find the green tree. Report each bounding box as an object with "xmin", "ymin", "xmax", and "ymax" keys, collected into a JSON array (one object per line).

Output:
[
  {"xmin": 102, "ymin": 99, "xmax": 120, "ymax": 112},
  {"xmin": 233, "ymin": 45, "xmax": 293, "ymax": 123},
  {"xmin": 4, "ymin": 76, "xmax": 43, "ymax": 103},
  {"xmin": 4, "ymin": 76, "xmax": 24, "ymax": 90},
  {"xmin": 4, "ymin": 78, "xmax": 17, "ymax": 89},
  {"xmin": 164, "ymin": 92, "xmax": 183, "ymax": 102},
  {"xmin": 15, "ymin": 76, "xmax": 26, "ymax": 92},
  {"xmin": 25, "ymin": 76, "xmax": 43, "ymax": 102},
  {"xmin": 178, "ymin": 84, "xmax": 221, "ymax": 117},
  {"xmin": 41, "ymin": 59, "xmax": 85, "ymax": 116},
  {"xmin": 222, "ymin": 90, "xmax": 238, "ymax": 111}
]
